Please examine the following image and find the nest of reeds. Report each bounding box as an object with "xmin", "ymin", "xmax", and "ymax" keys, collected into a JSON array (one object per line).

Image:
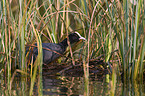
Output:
[{"xmin": 42, "ymin": 58, "xmax": 108, "ymax": 80}]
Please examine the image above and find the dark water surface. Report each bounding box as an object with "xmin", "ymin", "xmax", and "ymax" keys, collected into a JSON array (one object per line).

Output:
[
  {"xmin": 1, "ymin": 74, "xmax": 145, "ymax": 96},
  {"xmin": 42, "ymin": 75, "xmax": 108, "ymax": 96}
]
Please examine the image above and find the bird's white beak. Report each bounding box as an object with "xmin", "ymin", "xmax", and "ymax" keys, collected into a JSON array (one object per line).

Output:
[
  {"xmin": 75, "ymin": 32, "xmax": 87, "ymax": 41},
  {"xmin": 79, "ymin": 36, "xmax": 86, "ymax": 41}
]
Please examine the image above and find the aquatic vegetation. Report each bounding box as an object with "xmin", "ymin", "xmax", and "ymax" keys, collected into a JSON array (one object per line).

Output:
[{"xmin": 0, "ymin": 0, "xmax": 144, "ymax": 95}]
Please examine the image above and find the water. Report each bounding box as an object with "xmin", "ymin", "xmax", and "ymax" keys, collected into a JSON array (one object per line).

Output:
[
  {"xmin": 0, "ymin": 74, "xmax": 145, "ymax": 95},
  {"xmin": 42, "ymin": 75, "xmax": 110, "ymax": 96}
]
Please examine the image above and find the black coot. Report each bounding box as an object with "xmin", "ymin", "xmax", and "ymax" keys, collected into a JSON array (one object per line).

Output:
[{"xmin": 26, "ymin": 32, "xmax": 86, "ymax": 64}]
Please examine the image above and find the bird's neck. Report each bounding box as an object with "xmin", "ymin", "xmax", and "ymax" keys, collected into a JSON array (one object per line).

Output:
[{"xmin": 58, "ymin": 38, "xmax": 68, "ymax": 48}]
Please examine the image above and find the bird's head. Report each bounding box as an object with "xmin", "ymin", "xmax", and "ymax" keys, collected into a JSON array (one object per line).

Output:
[{"xmin": 68, "ymin": 32, "xmax": 86, "ymax": 44}]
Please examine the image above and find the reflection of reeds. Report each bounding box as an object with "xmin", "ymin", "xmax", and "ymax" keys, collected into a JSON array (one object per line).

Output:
[{"xmin": 0, "ymin": 0, "xmax": 144, "ymax": 95}]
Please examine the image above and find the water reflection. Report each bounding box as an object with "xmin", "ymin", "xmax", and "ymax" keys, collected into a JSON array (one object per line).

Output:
[
  {"xmin": 42, "ymin": 75, "xmax": 110, "ymax": 96},
  {"xmin": 122, "ymin": 80, "xmax": 145, "ymax": 96},
  {"xmin": 43, "ymin": 76, "xmax": 85, "ymax": 95},
  {"xmin": 0, "ymin": 74, "xmax": 145, "ymax": 96}
]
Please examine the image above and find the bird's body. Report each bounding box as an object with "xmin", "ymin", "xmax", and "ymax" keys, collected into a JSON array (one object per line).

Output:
[
  {"xmin": 26, "ymin": 32, "xmax": 86, "ymax": 64},
  {"xmin": 42, "ymin": 43, "xmax": 66, "ymax": 64}
]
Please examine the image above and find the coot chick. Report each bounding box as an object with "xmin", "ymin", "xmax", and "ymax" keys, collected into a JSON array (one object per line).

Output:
[{"xmin": 26, "ymin": 32, "xmax": 86, "ymax": 64}]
